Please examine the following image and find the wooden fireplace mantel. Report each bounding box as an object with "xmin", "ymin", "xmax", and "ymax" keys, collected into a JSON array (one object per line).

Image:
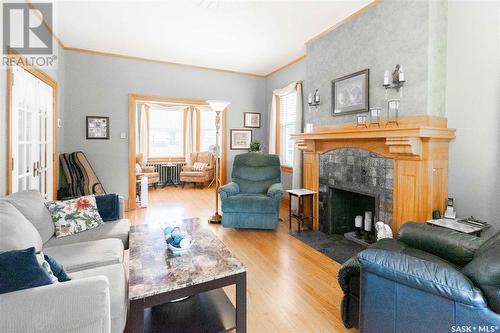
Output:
[{"xmin": 291, "ymin": 116, "xmax": 456, "ymax": 232}]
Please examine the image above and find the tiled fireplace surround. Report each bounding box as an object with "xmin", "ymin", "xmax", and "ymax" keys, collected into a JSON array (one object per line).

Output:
[{"xmin": 319, "ymin": 148, "xmax": 394, "ymax": 234}]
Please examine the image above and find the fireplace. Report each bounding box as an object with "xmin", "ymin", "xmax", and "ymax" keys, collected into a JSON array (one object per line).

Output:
[
  {"xmin": 327, "ymin": 187, "xmax": 377, "ymax": 234},
  {"xmin": 292, "ymin": 116, "xmax": 455, "ymax": 232},
  {"xmin": 318, "ymin": 148, "xmax": 393, "ymax": 234}
]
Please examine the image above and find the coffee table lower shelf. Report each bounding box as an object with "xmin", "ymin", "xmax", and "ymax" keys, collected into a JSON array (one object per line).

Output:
[{"xmin": 143, "ymin": 288, "xmax": 235, "ymax": 333}]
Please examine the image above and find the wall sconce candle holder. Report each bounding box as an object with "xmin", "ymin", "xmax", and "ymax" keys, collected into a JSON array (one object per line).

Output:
[
  {"xmin": 308, "ymin": 89, "xmax": 320, "ymax": 107},
  {"xmin": 383, "ymin": 64, "xmax": 406, "ymax": 99}
]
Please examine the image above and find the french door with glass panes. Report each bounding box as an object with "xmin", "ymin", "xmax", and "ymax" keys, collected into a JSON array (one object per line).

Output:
[{"xmin": 9, "ymin": 64, "xmax": 55, "ymax": 199}]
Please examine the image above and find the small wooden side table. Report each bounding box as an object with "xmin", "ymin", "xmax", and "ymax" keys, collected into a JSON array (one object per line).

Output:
[{"xmin": 287, "ymin": 189, "xmax": 316, "ymax": 233}]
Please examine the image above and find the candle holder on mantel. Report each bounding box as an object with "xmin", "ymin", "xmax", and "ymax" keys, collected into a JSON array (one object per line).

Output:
[
  {"xmin": 370, "ymin": 107, "xmax": 382, "ymax": 127},
  {"xmin": 356, "ymin": 115, "xmax": 368, "ymax": 128},
  {"xmin": 387, "ymin": 99, "xmax": 400, "ymax": 126}
]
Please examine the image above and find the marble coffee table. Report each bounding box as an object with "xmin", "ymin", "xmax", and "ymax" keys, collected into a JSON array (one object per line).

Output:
[{"xmin": 126, "ymin": 218, "xmax": 247, "ymax": 333}]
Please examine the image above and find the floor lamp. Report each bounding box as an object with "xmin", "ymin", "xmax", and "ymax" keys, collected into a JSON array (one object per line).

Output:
[{"xmin": 206, "ymin": 100, "xmax": 230, "ymax": 224}]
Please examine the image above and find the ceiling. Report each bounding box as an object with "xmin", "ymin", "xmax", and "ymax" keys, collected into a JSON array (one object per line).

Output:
[{"xmin": 54, "ymin": 0, "xmax": 372, "ymax": 76}]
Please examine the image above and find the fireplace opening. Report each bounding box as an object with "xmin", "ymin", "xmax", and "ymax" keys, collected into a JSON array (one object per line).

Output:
[{"xmin": 328, "ymin": 187, "xmax": 377, "ymax": 235}]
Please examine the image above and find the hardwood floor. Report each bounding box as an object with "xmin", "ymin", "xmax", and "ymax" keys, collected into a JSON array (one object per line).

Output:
[{"xmin": 126, "ymin": 187, "xmax": 353, "ymax": 333}]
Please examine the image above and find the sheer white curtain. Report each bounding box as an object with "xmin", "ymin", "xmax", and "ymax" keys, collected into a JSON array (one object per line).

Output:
[
  {"xmin": 292, "ymin": 83, "xmax": 303, "ymax": 193},
  {"xmin": 185, "ymin": 106, "xmax": 197, "ymax": 164},
  {"xmin": 269, "ymin": 81, "xmax": 297, "ymax": 154},
  {"xmin": 138, "ymin": 104, "xmax": 149, "ymax": 159}
]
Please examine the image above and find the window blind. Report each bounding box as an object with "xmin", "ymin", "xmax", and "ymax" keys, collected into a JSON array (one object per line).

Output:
[{"xmin": 279, "ymin": 91, "xmax": 297, "ymax": 167}]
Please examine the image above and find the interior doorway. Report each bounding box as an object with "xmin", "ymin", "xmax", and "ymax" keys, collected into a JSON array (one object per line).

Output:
[
  {"xmin": 127, "ymin": 94, "xmax": 227, "ymax": 210},
  {"xmin": 7, "ymin": 61, "xmax": 58, "ymax": 199}
]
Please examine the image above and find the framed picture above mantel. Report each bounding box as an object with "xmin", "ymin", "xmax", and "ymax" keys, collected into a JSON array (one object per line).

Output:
[{"xmin": 332, "ymin": 69, "xmax": 369, "ymax": 116}]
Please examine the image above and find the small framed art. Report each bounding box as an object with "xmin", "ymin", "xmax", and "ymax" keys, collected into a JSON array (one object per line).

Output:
[
  {"xmin": 244, "ymin": 112, "xmax": 261, "ymax": 128},
  {"xmin": 86, "ymin": 116, "xmax": 109, "ymax": 139},
  {"xmin": 230, "ymin": 129, "xmax": 252, "ymax": 150}
]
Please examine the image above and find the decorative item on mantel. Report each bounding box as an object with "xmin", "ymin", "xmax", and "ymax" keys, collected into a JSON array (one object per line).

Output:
[
  {"xmin": 304, "ymin": 123, "xmax": 314, "ymax": 133},
  {"xmin": 383, "ymin": 64, "xmax": 406, "ymax": 99},
  {"xmin": 356, "ymin": 115, "xmax": 368, "ymax": 128},
  {"xmin": 370, "ymin": 107, "xmax": 382, "ymax": 127},
  {"xmin": 387, "ymin": 99, "xmax": 400, "ymax": 126},
  {"xmin": 308, "ymin": 89, "xmax": 320, "ymax": 107}
]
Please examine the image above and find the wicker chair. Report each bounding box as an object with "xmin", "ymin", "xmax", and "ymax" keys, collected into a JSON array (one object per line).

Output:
[
  {"xmin": 135, "ymin": 153, "xmax": 160, "ymax": 188},
  {"xmin": 180, "ymin": 152, "xmax": 214, "ymax": 188}
]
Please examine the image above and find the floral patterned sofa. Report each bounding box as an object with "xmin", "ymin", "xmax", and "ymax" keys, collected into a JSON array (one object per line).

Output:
[{"xmin": 0, "ymin": 190, "xmax": 129, "ymax": 333}]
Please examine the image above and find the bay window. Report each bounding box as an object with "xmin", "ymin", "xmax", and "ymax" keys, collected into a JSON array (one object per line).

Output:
[{"xmin": 149, "ymin": 108, "xmax": 184, "ymax": 158}]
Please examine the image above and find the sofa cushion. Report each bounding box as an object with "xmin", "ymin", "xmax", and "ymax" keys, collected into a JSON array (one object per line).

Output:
[
  {"xmin": 339, "ymin": 238, "xmax": 459, "ymax": 297},
  {"xmin": 43, "ymin": 239, "xmax": 124, "ymax": 273},
  {"xmin": 0, "ymin": 201, "xmax": 43, "ymax": 252},
  {"xmin": 44, "ymin": 218, "xmax": 129, "ymax": 249},
  {"xmin": 463, "ymin": 234, "xmax": 500, "ymax": 314},
  {"xmin": 221, "ymin": 193, "xmax": 277, "ymax": 214},
  {"xmin": 45, "ymin": 195, "xmax": 104, "ymax": 238},
  {"xmin": 0, "ymin": 247, "xmax": 53, "ymax": 295},
  {"xmin": 69, "ymin": 264, "xmax": 127, "ymax": 333},
  {"xmin": 3, "ymin": 190, "xmax": 55, "ymax": 243}
]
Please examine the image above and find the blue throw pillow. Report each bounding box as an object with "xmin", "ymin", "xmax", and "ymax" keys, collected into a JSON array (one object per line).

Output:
[
  {"xmin": 0, "ymin": 247, "xmax": 53, "ymax": 295},
  {"xmin": 95, "ymin": 193, "xmax": 119, "ymax": 222},
  {"xmin": 44, "ymin": 254, "xmax": 71, "ymax": 282}
]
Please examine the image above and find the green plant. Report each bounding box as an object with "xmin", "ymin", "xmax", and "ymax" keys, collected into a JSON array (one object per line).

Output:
[{"xmin": 248, "ymin": 140, "xmax": 262, "ymax": 152}]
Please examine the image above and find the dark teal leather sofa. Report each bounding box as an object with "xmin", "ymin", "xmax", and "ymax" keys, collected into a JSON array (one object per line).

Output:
[
  {"xmin": 219, "ymin": 153, "xmax": 283, "ymax": 229},
  {"xmin": 338, "ymin": 222, "xmax": 500, "ymax": 332}
]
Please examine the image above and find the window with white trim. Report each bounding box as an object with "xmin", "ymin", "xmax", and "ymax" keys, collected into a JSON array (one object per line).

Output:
[
  {"xmin": 149, "ymin": 108, "xmax": 184, "ymax": 158},
  {"xmin": 278, "ymin": 91, "xmax": 297, "ymax": 167}
]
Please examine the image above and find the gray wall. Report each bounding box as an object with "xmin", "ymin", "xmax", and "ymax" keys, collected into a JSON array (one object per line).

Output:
[
  {"xmin": 446, "ymin": 1, "xmax": 500, "ymax": 237},
  {"xmin": 264, "ymin": 59, "xmax": 307, "ymax": 192},
  {"xmin": 63, "ymin": 51, "xmax": 266, "ymax": 198},
  {"xmin": 304, "ymin": 0, "xmax": 447, "ymax": 126}
]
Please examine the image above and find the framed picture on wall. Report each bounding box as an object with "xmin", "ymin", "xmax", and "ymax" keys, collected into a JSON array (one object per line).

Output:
[
  {"xmin": 244, "ymin": 112, "xmax": 261, "ymax": 128},
  {"xmin": 230, "ymin": 129, "xmax": 252, "ymax": 150},
  {"xmin": 86, "ymin": 116, "xmax": 110, "ymax": 139},
  {"xmin": 332, "ymin": 68, "xmax": 369, "ymax": 116}
]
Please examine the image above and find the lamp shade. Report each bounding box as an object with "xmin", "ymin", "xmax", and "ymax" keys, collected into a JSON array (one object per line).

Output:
[{"xmin": 207, "ymin": 100, "xmax": 230, "ymax": 112}]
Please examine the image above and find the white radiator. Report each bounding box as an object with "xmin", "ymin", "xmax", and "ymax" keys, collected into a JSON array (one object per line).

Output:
[{"xmin": 147, "ymin": 162, "xmax": 186, "ymax": 184}]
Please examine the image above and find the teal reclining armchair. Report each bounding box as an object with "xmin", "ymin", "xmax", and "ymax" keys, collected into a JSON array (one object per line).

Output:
[{"xmin": 219, "ymin": 153, "xmax": 283, "ymax": 229}]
